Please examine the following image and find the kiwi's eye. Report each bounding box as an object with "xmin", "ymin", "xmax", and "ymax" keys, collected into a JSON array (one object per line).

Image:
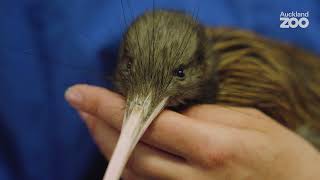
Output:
[
  {"xmin": 123, "ymin": 56, "xmax": 132, "ymax": 71},
  {"xmin": 127, "ymin": 59, "xmax": 132, "ymax": 70},
  {"xmin": 173, "ymin": 65, "xmax": 185, "ymax": 78}
]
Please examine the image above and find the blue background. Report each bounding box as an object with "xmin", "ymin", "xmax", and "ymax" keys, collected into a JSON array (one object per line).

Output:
[{"xmin": 0, "ymin": 0, "xmax": 319, "ymax": 179}]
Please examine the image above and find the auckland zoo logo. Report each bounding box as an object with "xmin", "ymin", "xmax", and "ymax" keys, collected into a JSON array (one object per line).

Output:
[{"xmin": 280, "ymin": 11, "xmax": 309, "ymax": 29}]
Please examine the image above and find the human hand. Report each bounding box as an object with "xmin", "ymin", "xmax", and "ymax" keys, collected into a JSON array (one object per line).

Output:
[{"xmin": 65, "ymin": 84, "xmax": 320, "ymax": 180}]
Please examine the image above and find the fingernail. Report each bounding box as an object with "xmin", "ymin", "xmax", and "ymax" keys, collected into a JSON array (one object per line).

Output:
[
  {"xmin": 65, "ymin": 87, "xmax": 83, "ymax": 106},
  {"xmin": 79, "ymin": 111, "xmax": 90, "ymax": 119},
  {"xmin": 79, "ymin": 111, "xmax": 95, "ymax": 129}
]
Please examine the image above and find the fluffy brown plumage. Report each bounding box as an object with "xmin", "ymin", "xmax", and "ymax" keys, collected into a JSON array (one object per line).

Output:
[{"xmin": 206, "ymin": 27, "xmax": 320, "ymax": 148}]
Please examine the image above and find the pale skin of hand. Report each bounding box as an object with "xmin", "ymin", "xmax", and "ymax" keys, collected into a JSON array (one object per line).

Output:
[{"xmin": 65, "ymin": 84, "xmax": 320, "ymax": 180}]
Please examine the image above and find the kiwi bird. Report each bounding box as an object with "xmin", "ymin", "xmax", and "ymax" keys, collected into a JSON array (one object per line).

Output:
[{"xmin": 103, "ymin": 10, "xmax": 320, "ymax": 180}]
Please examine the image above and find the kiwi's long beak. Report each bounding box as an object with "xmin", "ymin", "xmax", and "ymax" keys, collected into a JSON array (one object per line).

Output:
[{"xmin": 103, "ymin": 94, "xmax": 168, "ymax": 180}]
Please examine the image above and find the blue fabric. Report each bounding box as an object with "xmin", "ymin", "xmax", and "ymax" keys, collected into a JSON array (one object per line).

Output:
[{"xmin": 0, "ymin": 0, "xmax": 319, "ymax": 179}]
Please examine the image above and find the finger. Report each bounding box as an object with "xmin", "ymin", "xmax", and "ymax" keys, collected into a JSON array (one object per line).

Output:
[
  {"xmin": 65, "ymin": 84, "xmax": 270, "ymax": 131},
  {"xmin": 182, "ymin": 104, "xmax": 274, "ymax": 131},
  {"xmin": 145, "ymin": 110, "xmax": 238, "ymax": 166},
  {"xmin": 66, "ymin": 84, "xmax": 124, "ymax": 130},
  {"xmin": 78, "ymin": 111, "xmax": 189, "ymax": 179},
  {"xmin": 66, "ymin": 85, "xmax": 238, "ymax": 165}
]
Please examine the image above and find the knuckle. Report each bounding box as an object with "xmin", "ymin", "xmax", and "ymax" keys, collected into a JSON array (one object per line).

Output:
[
  {"xmin": 203, "ymin": 149, "xmax": 231, "ymax": 168},
  {"xmin": 196, "ymin": 139, "xmax": 235, "ymax": 169}
]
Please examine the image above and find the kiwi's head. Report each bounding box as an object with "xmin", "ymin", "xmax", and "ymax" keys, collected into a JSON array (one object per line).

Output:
[{"xmin": 114, "ymin": 10, "xmax": 213, "ymax": 108}]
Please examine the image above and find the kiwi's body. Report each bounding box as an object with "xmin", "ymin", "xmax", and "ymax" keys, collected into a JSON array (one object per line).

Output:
[{"xmin": 114, "ymin": 10, "xmax": 320, "ymax": 149}]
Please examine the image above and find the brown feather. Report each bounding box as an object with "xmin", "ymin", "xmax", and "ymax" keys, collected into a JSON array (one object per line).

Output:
[{"xmin": 205, "ymin": 27, "xmax": 320, "ymax": 148}]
